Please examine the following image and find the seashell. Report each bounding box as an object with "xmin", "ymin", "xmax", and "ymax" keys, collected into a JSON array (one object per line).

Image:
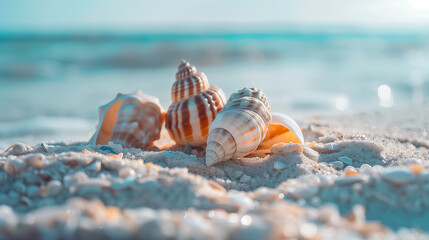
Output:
[
  {"xmin": 89, "ymin": 91, "xmax": 165, "ymax": 149},
  {"xmin": 166, "ymin": 60, "xmax": 226, "ymax": 147},
  {"xmin": 253, "ymin": 112, "xmax": 305, "ymax": 155},
  {"xmin": 5, "ymin": 143, "xmax": 32, "ymax": 156},
  {"xmin": 205, "ymin": 87, "xmax": 272, "ymax": 166}
]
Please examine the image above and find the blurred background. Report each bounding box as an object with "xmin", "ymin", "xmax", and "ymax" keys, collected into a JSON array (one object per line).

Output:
[{"xmin": 0, "ymin": 0, "xmax": 428, "ymax": 148}]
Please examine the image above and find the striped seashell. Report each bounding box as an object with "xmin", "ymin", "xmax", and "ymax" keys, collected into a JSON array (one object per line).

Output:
[
  {"xmin": 205, "ymin": 87, "xmax": 272, "ymax": 166},
  {"xmin": 252, "ymin": 112, "xmax": 305, "ymax": 155},
  {"xmin": 166, "ymin": 60, "xmax": 226, "ymax": 147},
  {"xmin": 89, "ymin": 91, "xmax": 165, "ymax": 149}
]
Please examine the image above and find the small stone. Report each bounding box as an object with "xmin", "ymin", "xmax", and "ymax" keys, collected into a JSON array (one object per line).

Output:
[
  {"xmin": 329, "ymin": 161, "xmax": 344, "ymax": 170},
  {"xmin": 119, "ymin": 167, "xmax": 136, "ymax": 179},
  {"xmin": 380, "ymin": 168, "xmax": 417, "ymax": 185},
  {"xmin": 335, "ymin": 176, "xmax": 365, "ymax": 186},
  {"xmin": 107, "ymin": 141, "xmax": 124, "ymax": 153},
  {"xmin": 13, "ymin": 181, "xmax": 26, "ymax": 194},
  {"xmin": 359, "ymin": 164, "xmax": 372, "ymax": 174},
  {"xmin": 72, "ymin": 172, "xmax": 88, "ymax": 183},
  {"xmin": 232, "ymin": 170, "xmax": 244, "ymax": 179},
  {"xmin": 41, "ymin": 143, "xmax": 49, "ymax": 152},
  {"xmin": 319, "ymin": 175, "xmax": 336, "ymax": 187},
  {"xmin": 291, "ymin": 185, "xmax": 319, "ymax": 199},
  {"xmin": 274, "ymin": 161, "xmax": 286, "ymax": 170},
  {"xmin": 303, "ymin": 146, "xmax": 319, "ymax": 161},
  {"xmin": 46, "ymin": 180, "xmax": 63, "ymax": 196},
  {"xmin": 87, "ymin": 160, "xmax": 101, "ymax": 172},
  {"xmin": 24, "ymin": 153, "xmax": 46, "ymax": 168},
  {"xmin": 338, "ymin": 156, "xmax": 353, "ymax": 165},
  {"xmin": 0, "ymin": 205, "xmax": 18, "ymax": 227},
  {"xmin": 0, "ymin": 172, "xmax": 8, "ymax": 184},
  {"xmin": 271, "ymin": 143, "xmax": 303, "ymax": 155},
  {"xmin": 5, "ymin": 157, "xmax": 28, "ymax": 174},
  {"xmin": 102, "ymin": 158, "xmax": 125, "ymax": 171},
  {"xmin": 27, "ymin": 185, "xmax": 40, "ymax": 198},
  {"xmin": 240, "ymin": 174, "xmax": 251, "ymax": 183},
  {"xmin": 100, "ymin": 145, "xmax": 117, "ymax": 154}
]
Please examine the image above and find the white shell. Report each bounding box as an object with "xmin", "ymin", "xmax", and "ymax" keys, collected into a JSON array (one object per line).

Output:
[
  {"xmin": 89, "ymin": 91, "xmax": 165, "ymax": 149},
  {"xmin": 205, "ymin": 87, "xmax": 271, "ymax": 166}
]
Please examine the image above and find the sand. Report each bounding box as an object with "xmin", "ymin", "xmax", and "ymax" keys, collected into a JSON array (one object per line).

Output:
[{"xmin": 0, "ymin": 106, "xmax": 429, "ymax": 239}]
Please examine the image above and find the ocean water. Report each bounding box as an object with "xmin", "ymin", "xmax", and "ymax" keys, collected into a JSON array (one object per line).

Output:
[{"xmin": 1, "ymin": 30, "xmax": 428, "ymax": 148}]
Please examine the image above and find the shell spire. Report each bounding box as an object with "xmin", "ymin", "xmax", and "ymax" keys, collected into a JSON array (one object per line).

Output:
[
  {"xmin": 205, "ymin": 87, "xmax": 272, "ymax": 166},
  {"xmin": 166, "ymin": 60, "xmax": 226, "ymax": 147},
  {"xmin": 89, "ymin": 91, "xmax": 165, "ymax": 149}
]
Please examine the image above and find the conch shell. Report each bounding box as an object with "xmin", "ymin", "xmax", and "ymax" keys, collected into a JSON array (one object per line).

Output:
[
  {"xmin": 89, "ymin": 91, "xmax": 165, "ymax": 149},
  {"xmin": 253, "ymin": 112, "xmax": 305, "ymax": 155},
  {"xmin": 166, "ymin": 60, "xmax": 226, "ymax": 147},
  {"xmin": 205, "ymin": 87, "xmax": 272, "ymax": 166}
]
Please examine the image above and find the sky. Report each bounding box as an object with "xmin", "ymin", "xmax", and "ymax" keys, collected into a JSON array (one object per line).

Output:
[{"xmin": 0, "ymin": 0, "xmax": 429, "ymax": 31}]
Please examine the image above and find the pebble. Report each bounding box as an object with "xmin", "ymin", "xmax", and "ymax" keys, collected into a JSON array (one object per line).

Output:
[
  {"xmin": 24, "ymin": 153, "xmax": 46, "ymax": 168},
  {"xmin": 27, "ymin": 185, "xmax": 40, "ymax": 198},
  {"xmin": 119, "ymin": 167, "xmax": 136, "ymax": 179},
  {"xmin": 87, "ymin": 160, "xmax": 101, "ymax": 172},
  {"xmin": 274, "ymin": 161, "xmax": 286, "ymax": 170},
  {"xmin": 41, "ymin": 142, "xmax": 49, "ymax": 152},
  {"xmin": 359, "ymin": 164, "xmax": 372, "ymax": 174},
  {"xmin": 0, "ymin": 205, "xmax": 17, "ymax": 227},
  {"xmin": 4, "ymin": 157, "xmax": 28, "ymax": 174},
  {"xmin": 240, "ymin": 174, "xmax": 251, "ymax": 183},
  {"xmin": 0, "ymin": 172, "xmax": 8, "ymax": 184},
  {"xmin": 102, "ymin": 158, "xmax": 125, "ymax": 171},
  {"xmin": 338, "ymin": 156, "xmax": 353, "ymax": 165},
  {"xmin": 335, "ymin": 176, "xmax": 365, "ymax": 186},
  {"xmin": 72, "ymin": 171, "xmax": 89, "ymax": 183},
  {"xmin": 107, "ymin": 141, "xmax": 124, "ymax": 154},
  {"xmin": 13, "ymin": 181, "xmax": 26, "ymax": 194},
  {"xmin": 291, "ymin": 185, "xmax": 319, "ymax": 200},
  {"xmin": 312, "ymin": 142, "xmax": 340, "ymax": 153},
  {"xmin": 100, "ymin": 145, "xmax": 117, "ymax": 154},
  {"xmin": 46, "ymin": 180, "xmax": 63, "ymax": 196},
  {"xmin": 329, "ymin": 161, "xmax": 344, "ymax": 170},
  {"xmin": 232, "ymin": 170, "xmax": 244, "ymax": 179},
  {"xmin": 303, "ymin": 146, "xmax": 319, "ymax": 161},
  {"xmin": 271, "ymin": 143, "xmax": 303, "ymax": 155},
  {"xmin": 380, "ymin": 168, "xmax": 417, "ymax": 185}
]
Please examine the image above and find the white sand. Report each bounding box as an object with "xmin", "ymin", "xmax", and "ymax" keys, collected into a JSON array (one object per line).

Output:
[{"xmin": 0, "ymin": 106, "xmax": 428, "ymax": 239}]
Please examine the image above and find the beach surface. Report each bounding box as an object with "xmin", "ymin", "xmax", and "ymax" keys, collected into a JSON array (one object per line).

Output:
[{"xmin": 1, "ymin": 106, "xmax": 429, "ymax": 239}]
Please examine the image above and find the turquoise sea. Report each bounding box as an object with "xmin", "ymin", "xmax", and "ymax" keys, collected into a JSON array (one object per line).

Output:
[{"xmin": 1, "ymin": 28, "xmax": 428, "ymax": 148}]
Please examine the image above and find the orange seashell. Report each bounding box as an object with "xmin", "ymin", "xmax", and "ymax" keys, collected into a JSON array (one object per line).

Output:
[
  {"xmin": 252, "ymin": 112, "xmax": 305, "ymax": 155},
  {"xmin": 89, "ymin": 91, "xmax": 165, "ymax": 149},
  {"xmin": 166, "ymin": 60, "xmax": 226, "ymax": 147}
]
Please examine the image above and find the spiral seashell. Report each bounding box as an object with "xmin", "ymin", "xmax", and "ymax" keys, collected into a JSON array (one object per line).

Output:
[
  {"xmin": 205, "ymin": 87, "xmax": 272, "ymax": 166},
  {"xmin": 253, "ymin": 112, "xmax": 305, "ymax": 155},
  {"xmin": 166, "ymin": 60, "xmax": 226, "ymax": 147},
  {"xmin": 89, "ymin": 91, "xmax": 165, "ymax": 149}
]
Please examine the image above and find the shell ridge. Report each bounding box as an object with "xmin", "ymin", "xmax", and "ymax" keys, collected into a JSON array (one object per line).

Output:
[{"xmin": 166, "ymin": 60, "xmax": 227, "ymax": 147}]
